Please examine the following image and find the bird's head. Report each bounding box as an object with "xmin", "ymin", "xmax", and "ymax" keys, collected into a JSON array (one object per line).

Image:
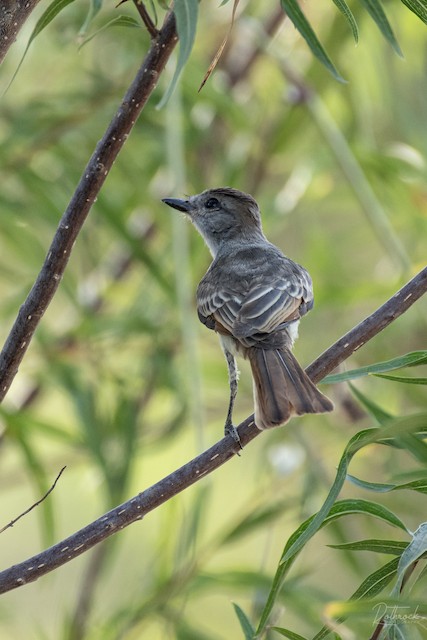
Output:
[{"xmin": 162, "ymin": 187, "xmax": 264, "ymax": 256}]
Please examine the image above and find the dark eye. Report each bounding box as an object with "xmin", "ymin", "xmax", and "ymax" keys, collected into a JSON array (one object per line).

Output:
[{"xmin": 205, "ymin": 197, "xmax": 219, "ymax": 209}]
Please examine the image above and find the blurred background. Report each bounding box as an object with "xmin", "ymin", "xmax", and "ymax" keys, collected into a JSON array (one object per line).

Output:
[{"xmin": 0, "ymin": 1, "xmax": 426, "ymax": 638}]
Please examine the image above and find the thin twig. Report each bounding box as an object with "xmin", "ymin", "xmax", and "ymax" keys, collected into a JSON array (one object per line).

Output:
[
  {"xmin": 132, "ymin": 0, "xmax": 159, "ymax": 39},
  {"xmin": 0, "ymin": 12, "xmax": 178, "ymax": 402},
  {"xmin": 0, "ymin": 467, "xmax": 66, "ymax": 535},
  {"xmin": 0, "ymin": 266, "xmax": 425, "ymax": 595}
]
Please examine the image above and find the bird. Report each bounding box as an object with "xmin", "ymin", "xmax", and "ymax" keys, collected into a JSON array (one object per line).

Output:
[{"xmin": 162, "ymin": 187, "xmax": 333, "ymax": 442}]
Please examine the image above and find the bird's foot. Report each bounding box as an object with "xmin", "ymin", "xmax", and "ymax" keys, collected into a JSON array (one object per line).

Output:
[{"xmin": 224, "ymin": 421, "xmax": 243, "ymax": 450}]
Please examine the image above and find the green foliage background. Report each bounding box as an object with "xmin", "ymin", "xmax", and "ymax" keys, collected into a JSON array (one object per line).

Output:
[{"xmin": 0, "ymin": 1, "xmax": 426, "ymax": 639}]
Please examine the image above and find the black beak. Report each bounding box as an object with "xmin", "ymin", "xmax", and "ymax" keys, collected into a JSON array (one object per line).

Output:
[{"xmin": 162, "ymin": 197, "xmax": 192, "ymax": 213}]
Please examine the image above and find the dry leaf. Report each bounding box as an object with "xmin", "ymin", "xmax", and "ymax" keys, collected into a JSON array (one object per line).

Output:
[{"xmin": 199, "ymin": 0, "xmax": 241, "ymax": 92}]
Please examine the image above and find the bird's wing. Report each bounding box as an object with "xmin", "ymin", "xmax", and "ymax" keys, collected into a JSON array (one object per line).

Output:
[
  {"xmin": 197, "ymin": 287, "xmax": 242, "ymax": 332},
  {"xmin": 197, "ymin": 268, "xmax": 313, "ymax": 339},
  {"xmin": 233, "ymin": 274, "xmax": 311, "ymax": 337}
]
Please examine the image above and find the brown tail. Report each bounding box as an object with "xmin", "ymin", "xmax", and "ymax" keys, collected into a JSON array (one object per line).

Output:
[{"xmin": 247, "ymin": 346, "xmax": 333, "ymax": 430}]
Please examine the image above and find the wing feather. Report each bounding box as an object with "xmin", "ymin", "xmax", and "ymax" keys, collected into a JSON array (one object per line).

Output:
[{"xmin": 196, "ymin": 249, "xmax": 314, "ymax": 342}]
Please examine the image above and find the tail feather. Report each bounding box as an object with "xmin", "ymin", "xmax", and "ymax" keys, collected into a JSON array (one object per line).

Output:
[{"xmin": 248, "ymin": 347, "xmax": 333, "ymax": 430}]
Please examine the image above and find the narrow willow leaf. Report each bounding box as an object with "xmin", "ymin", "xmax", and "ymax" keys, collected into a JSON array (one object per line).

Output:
[
  {"xmin": 358, "ymin": 0, "xmax": 403, "ymax": 56},
  {"xmin": 328, "ymin": 539, "xmax": 408, "ymax": 555},
  {"xmin": 79, "ymin": 0, "xmax": 103, "ymax": 37},
  {"xmin": 397, "ymin": 433, "xmax": 427, "ymax": 464},
  {"xmin": 222, "ymin": 500, "xmax": 292, "ymax": 544},
  {"xmin": 349, "ymin": 383, "xmax": 393, "ymax": 423},
  {"xmin": 326, "ymin": 597, "xmax": 427, "ymax": 619},
  {"xmin": 256, "ymin": 416, "xmax": 427, "ymax": 635},
  {"xmin": 332, "ymin": 0, "xmax": 359, "ymax": 42},
  {"xmin": 372, "ymin": 373, "xmax": 427, "ymax": 385},
  {"xmin": 313, "ymin": 559, "xmax": 400, "ymax": 640},
  {"xmin": 79, "ymin": 16, "xmax": 142, "ymax": 50},
  {"xmin": 393, "ymin": 522, "xmax": 427, "ymax": 595},
  {"xmin": 271, "ymin": 627, "xmax": 309, "ymax": 640},
  {"xmin": 257, "ymin": 499, "xmax": 406, "ymax": 634},
  {"xmin": 232, "ymin": 603, "xmax": 255, "ymax": 639},
  {"xmin": 26, "ymin": 0, "xmax": 77, "ymax": 46},
  {"xmin": 5, "ymin": 0, "xmax": 77, "ymax": 92},
  {"xmin": 157, "ymin": 0, "xmax": 198, "ymax": 108},
  {"xmin": 394, "ymin": 478, "xmax": 427, "ymax": 494},
  {"xmin": 399, "ymin": 0, "xmax": 427, "ymax": 25},
  {"xmin": 323, "ymin": 351, "xmax": 427, "ymax": 384},
  {"xmin": 348, "ymin": 475, "xmax": 427, "ymax": 494},
  {"xmin": 280, "ymin": 0, "xmax": 345, "ymax": 82},
  {"xmin": 347, "ymin": 474, "xmax": 396, "ymax": 492}
]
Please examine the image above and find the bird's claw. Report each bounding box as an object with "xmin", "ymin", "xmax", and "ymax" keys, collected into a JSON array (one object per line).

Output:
[{"xmin": 224, "ymin": 422, "xmax": 243, "ymax": 450}]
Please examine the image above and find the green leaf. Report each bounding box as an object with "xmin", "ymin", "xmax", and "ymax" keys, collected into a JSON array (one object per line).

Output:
[
  {"xmin": 399, "ymin": 0, "xmax": 427, "ymax": 25},
  {"xmin": 372, "ymin": 373, "xmax": 427, "ymax": 385},
  {"xmin": 393, "ymin": 522, "xmax": 427, "ymax": 595},
  {"xmin": 347, "ymin": 474, "xmax": 396, "ymax": 492},
  {"xmin": 328, "ymin": 539, "xmax": 408, "ymax": 555},
  {"xmin": 349, "ymin": 475, "xmax": 427, "ymax": 495},
  {"xmin": 256, "ymin": 415, "xmax": 427, "ymax": 636},
  {"xmin": 332, "ymin": 0, "xmax": 359, "ymax": 42},
  {"xmin": 324, "ymin": 596, "xmax": 427, "ymax": 621},
  {"xmin": 323, "ymin": 351, "xmax": 427, "ymax": 384},
  {"xmin": 393, "ymin": 479, "xmax": 427, "ymax": 494},
  {"xmin": 79, "ymin": 16, "xmax": 142, "ymax": 49},
  {"xmin": 358, "ymin": 0, "xmax": 403, "ymax": 56},
  {"xmin": 256, "ymin": 499, "xmax": 407, "ymax": 634},
  {"xmin": 280, "ymin": 0, "xmax": 345, "ymax": 83},
  {"xmin": 313, "ymin": 559, "xmax": 400, "ymax": 640},
  {"xmin": 397, "ymin": 433, "xmax": 427, "ymax": 464},
  {"xmin": 5, "ymin": 0, "xmax": 77, "ymax": 91},
  {"xmin": 157, "ymin": 0, "xmax": 199, "ymax": 108},
  {"xmin": 349, "ymin": 383, "xmax": 393, "ymax": 423},
  {"xmin": 27, "ymin": 0, "xmax": 77, "ymax": 46},
  {"xmin": 79, "ymin": 0, "xmax": 103, "ymax": 37},
  {"xmin": 221, "ymin": 500, "xmax": 292, "ymax": 544},
  {"xmin": 232, "ymin": 603, "xmax": 255, "ymax": 640},
  {"xmin": 271, "ymin": 627, "xmax": 309, "ymax": 640}
]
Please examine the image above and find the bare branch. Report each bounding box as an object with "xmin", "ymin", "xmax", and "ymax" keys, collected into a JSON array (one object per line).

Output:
[
  {"xmin": 0, "ymin": 0, "xmax": 42, "ymax": 66},
  {"xmin": 132, "ymin": 0, "xmax": 159, "ymax": 39},
  {"xmin": 0, "ymin": 467, "xmax": 66, "ymax": 535},
  {"xmin": 0, "ymin": 12, "xmax": 178, "ymax": 402},
  {"xmin": 0, "ymin": 266, "xmax": 425, "ymax": 594},
  {"xmin": 305, "ymin": 267, "xmax": 427, "ymax": 383}
]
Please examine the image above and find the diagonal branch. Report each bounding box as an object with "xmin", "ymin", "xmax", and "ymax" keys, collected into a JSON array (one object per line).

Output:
[
  {"xmin": 0, "ymin": 266, "xmax": 425, "ymax": 595},
  {"xmin": 0, "ymin": 12, "xmax": 178, "ymax": 402},
  {"xmin": 305, "ymin": 267, "xmax": 427, "ymax": 383},
  {"xmin": 0, "ymin": 0, "xmax": 42, "ymax": 66}
]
